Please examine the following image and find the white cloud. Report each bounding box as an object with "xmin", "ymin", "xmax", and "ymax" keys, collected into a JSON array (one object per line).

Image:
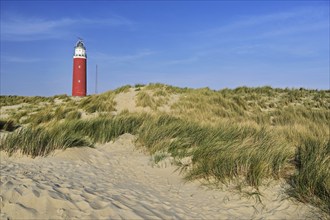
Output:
[
  {"xmin": 0, "ymin": 13, "xmax": 135, "ymax": 41},
  {"xmin": 231, "ymin": 43, "xmax": 320, "ymax": 57},
  {"xmin": 2, "ymin": 56, "xmax": 42, "ymax": 63},
  {"xmin": 91, "ymin": 50, "xmax": 155, "ymax": 64},
  {"xmin": 259, "ymin": 21, "xmax": 329, "ymax": 38},
  {"xmin": 2, "ymin": 17, "xmax": 75, "ymax": 35},
  {"xmin": 197, "ymin": 6, "xmax": 329, "ymax": 38},
  {"xmin": 164, "ymin": 57, "xmax": 199, "ymax": 65},
  {"xmin": 79, "ymin": 15, "xmax": 134, "ymax": 27},
  {"xmin": 187, "ymin": 6, "xmax": 329, "ymax": 59}
]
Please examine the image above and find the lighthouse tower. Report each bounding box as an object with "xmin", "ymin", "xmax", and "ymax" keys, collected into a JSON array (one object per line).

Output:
[{"xmin": 72, "ymin": 39, "xmax": 87, "ymax": 96}]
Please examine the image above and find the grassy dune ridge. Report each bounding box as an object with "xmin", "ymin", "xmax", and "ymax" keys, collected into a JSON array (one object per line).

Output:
[{"xmin": 0, "ymin": 84, "xmax": 329, "ymax": 213}]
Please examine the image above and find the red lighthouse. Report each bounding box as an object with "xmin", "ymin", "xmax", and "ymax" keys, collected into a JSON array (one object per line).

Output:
[{"xmin": 72, "ymin": 39, "xmax": 87, "ymax": 96}]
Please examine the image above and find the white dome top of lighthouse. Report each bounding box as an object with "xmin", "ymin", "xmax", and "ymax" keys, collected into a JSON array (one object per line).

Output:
[{"xmin": 74, "ymin": 39, "xmax": 87, "ymax": 58}]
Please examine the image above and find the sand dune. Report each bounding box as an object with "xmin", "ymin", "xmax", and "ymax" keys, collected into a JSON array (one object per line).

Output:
[{"xmin": 0, "ymin": 134, "xmax": 321, "ymax": 219}]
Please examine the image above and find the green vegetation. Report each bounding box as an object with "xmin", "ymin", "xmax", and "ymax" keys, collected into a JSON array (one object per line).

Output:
[
  {"xmin": 0, "ymin": 95, "xmax": 52, "ymax": 107},
  {"xmin": 0, "ymin": 114, "xmax": 145, "ymax": 156},
  {"xmin": 66, "ymin": 110, "xmax": 82, "ymax": 120},
  {"xmin": 137, "ymin": 114, "xmax": 291, "ymax": 187},
  {"xmin": 78, "ymin": 91, "xmax": 116, "ymax": 113},
  {"xmin": 136, "ymin": 91, "xmax": 158, "ymax": 109},
  {"xmin": 136, "ymin": 84, "xmax": 173, "ymax": 110},
  {"xmin": 145, "ymin": 83, "xmax": 189, "ymax": 94},
  {"xmin": 289, "ymin": 138, "xmax": 330, "ymax": 213},
  {"xmin": 0, "ymin": 120, "xmax": 19, "ymax": 132},
  {"xmin": 0, "ymin": 84, "xmax": 329, "ymax": 214},
  {"xmin": 114, "ymin": 84, "xmax": 132, "ymax": 94},
  {"xmin": 134, "ymin": 83, "xmax": 145, "ymax": 88},
  {"xmin": 1, "ymin": 126, "xmax": 92, "ymax": 157}
]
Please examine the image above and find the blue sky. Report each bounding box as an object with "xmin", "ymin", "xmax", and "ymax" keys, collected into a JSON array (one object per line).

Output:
[{"xmin": 1, "ymin": 1, "xmax": 329, "ymax": 96}]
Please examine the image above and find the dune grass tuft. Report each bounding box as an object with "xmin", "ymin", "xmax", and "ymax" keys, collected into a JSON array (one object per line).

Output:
[
  {"xmin": 51, "ymin": 114, "xmax": 146, "ymax": 143},
  {"xmin": 78, "ymin": 91, "xmax": 116, "ymax": 113},
  {"xmin": 136, "ymin": 91, "xmax": 157, "ymax": 109},
  {"xmin": 0, "ymin": 127, "xmax": 92, "ymax": 157},
  {"xmin": 289, "ymin": 138, "xmax": 330, "ymax": 213},
  {"xmin": 0, "ymin": 95, "xmax": 52, "ymax": 107},
  {"xmin": 0, "ymin": 120, "xmax": 20, "ymax": 132},
  {"xmin": 137, "ymin": 114, "xmax": 291, "ymax": 187},
  {"xmin": 0, "ymin": 113, "xmax": 148, "ymax": 157},
  {"xmin": 114, "ymin": 85, "xmax": 132, "ymax": 94}
]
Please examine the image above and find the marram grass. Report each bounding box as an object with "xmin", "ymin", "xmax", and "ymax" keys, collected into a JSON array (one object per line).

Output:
[
  {"xmin": 0, "ymin": 113, "xmax": 291, "ymax": 188},
  {"xmin": 0, "ymin": 84, "xmax": 329, "ymax": 215},
  {"xmin": 0, "ymin": 127, "xmax": 92, "ymax": 157},
  {"xmin": 0, "ymin": 120, "xmax": 19, "ymax": 132},
  {"xmin": 0, "ymin": 114, "xmax": 146, "ymax": 156},
  {"xmin": 137, "ymin": 114, "xmax": 292, "ymax": 187},
  {"xmin": 289, "ymin": 138, "xmax": 330, "ymax": 213}
]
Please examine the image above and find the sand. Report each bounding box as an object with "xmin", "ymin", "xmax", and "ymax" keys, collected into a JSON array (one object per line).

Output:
[
  {"xmin": 114, "ymin": 88, "xmax": 180, "ymax": 114},
  {"xmin": 0, "ymin": 134, "xmax": 322, "ymax": 219}
]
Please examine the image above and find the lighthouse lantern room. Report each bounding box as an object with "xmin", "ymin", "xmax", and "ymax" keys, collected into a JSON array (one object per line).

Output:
[{"xmin": 72, "ymin": 39, "xmax": 87, "ymax": 96}]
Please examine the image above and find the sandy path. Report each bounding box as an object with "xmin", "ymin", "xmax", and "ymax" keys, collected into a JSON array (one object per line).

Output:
[{"xmin": 0, "ymin": 134, "xmax": 320, "ymax": 219}]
